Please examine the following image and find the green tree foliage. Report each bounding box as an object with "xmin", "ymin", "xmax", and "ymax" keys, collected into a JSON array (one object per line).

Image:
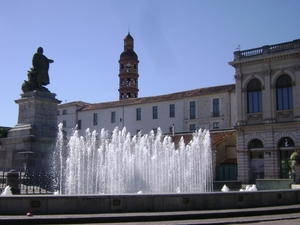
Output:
[{"xmin": 0, "ymin": 128, "xmax": 9, "ymax": 138}]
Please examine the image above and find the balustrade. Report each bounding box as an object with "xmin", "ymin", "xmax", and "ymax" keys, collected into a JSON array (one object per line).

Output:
[{"xmin": 234, "ymin": 39, "xmax": 300, "ymax": 60}]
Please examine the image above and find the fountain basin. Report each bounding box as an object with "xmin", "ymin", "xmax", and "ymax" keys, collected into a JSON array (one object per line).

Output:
[
  {"xmin": 256, "ymin": 179, "xmax": 294, "ymax": 190},
  {"xmin": 1, "ymin": 190, "xmax": 300, "ymax": 215}
]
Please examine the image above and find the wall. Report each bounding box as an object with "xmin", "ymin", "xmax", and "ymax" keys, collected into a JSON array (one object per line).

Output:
[{"xmin": 0, "ymin": 190, "xmax": 300, "ymax": 215}]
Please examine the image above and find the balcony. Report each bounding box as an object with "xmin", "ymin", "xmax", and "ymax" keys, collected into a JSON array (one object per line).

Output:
[{"xmin": 234, "ymin": 39, "xmax": 300, "ymax": 60}]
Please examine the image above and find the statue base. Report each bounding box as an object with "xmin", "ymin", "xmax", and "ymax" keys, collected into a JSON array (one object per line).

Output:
[{"xmin": 0, "ymin": 91, "xmax": 61, "ymax": 172}]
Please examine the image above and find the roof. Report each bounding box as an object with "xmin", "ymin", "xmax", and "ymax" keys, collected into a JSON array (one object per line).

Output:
[
  {"xmin": 220, "ymin": 158, "xmax": 237, "ymax": 164},
  {"xmin": 58, "ymin": 101, "xmax": 90, "ymax": 108},
  {"xmin": 120, "ymin": 50, "xmax": 138, "ymax": 59},
  {"xmin": 174, "ymin": 130, "xmax": 235, "ymax": 146},
  {"xmin": 210, "ymin": 130, "xmax": 235, "ymax": 145},
  {"xmin": 80, "ymin": 84, "xmax": 235, "ymax": 111},
  {"xmin": 124, "ymin": 32, "xmax": 134, "ymax": 40}
]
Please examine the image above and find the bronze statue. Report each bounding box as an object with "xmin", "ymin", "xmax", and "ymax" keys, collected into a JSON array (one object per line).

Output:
[
  {"xmin": 22, "ymin": 47, "xmax": 54, "ymax": 93},
  {"xmin": 289, "ymin": 148, "xmax": 299, "ymax": 181}
]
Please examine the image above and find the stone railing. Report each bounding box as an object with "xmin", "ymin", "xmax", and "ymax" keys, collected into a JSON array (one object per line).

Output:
[
  {"xmin": 0, "ymin": 170, "xmax": 53, "ymax": 195},
  {"xmin": 234, "ymin": 39, "xmax": 300, "ymax": 60}
]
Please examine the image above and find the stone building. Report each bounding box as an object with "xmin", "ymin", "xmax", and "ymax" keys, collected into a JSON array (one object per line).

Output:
[{"xmin": 229, "ymin": 39, "xmax": 300, "ymax": 183}]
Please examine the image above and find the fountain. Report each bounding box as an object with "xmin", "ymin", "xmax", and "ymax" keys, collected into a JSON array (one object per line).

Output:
[
  {"xmin": 3, "ymin": 125, "xmax": 300, "ymax": 215},
  {"xmin": 52, "ymin": 124, "xmax": 213, "ymax": 195}
]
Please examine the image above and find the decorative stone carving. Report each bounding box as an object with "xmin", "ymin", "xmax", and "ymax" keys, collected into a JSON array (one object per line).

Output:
[
  {"xmin": 277, "ymin": 110, "xmax": 293, "ymax": 118},
  {"xmin": 293, "ymin": 65, "xmax": 300, "ymax": 71},
  {"xmin": 247, "ymin": 113, "xmax": 262, "ymax": 121},
  {"xmin": 263, "ymin": 118, "xmax": 276, "ymax": 124},
  {"xmin": 236, "ymin": 126, "xmax": 244, "ymax": 134},
  {"xmin": 234, "ymin": 74, "xmax": 242, "ymax": 80},
  {"xmin": 263, "ymin": 70, "xmax": 271, "ymax": 76}
]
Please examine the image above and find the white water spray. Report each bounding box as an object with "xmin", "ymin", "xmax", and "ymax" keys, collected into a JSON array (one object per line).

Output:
[{"xmin": 53, "ymin": 125, "xmax": 213, "ymax": 194}]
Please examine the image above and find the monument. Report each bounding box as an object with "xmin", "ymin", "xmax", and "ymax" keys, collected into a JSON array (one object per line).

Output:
[{"xmin": 0, "ymin": 47, "xmax": 61, "ymax": 175}]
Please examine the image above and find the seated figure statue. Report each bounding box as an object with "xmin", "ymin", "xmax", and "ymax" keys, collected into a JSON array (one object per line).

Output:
[{"xmin": 22, "ymin": 47, "xmax": 54, "ymax": 93}]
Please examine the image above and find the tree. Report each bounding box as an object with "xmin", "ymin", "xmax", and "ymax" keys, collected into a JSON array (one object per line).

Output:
[{"xmin": 0, "ymin": 128, "xmax": 9, "ymax": 138}]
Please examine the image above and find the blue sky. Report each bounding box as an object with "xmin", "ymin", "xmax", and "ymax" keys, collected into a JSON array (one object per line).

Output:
[{"xmin": 1, "ymin": 0, "xmax": 300, "ymax": 127}]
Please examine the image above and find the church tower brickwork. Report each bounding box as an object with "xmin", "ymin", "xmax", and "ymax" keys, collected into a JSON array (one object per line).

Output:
[{"xmin": 118, "ymin": 32, "xmax": 139, "ymax": 100}]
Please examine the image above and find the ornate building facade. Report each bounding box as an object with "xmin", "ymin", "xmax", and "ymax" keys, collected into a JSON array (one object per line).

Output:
[{"xmin": 229, "ymin": 39, "xmax": 300, "ymax": 183}]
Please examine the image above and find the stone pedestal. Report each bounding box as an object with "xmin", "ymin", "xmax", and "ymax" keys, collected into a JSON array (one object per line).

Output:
[
  {"xmin": 0, "ymin": 91, "xmax": 61, "ymax": 171},
  {"xmin": 6, "ymin": 170, "xmax": 20, "ymax": 194}
]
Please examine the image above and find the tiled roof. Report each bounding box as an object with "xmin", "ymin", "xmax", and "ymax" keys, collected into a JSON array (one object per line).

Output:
[
  {"xmin": 210, "ymin": 131, "xmax": 235, "ymax": 145},
  {"xmin": 80, "ymin": 84, "xmax": 235, "ymax": 111},
  {"xmin": 58, "ymin": 101, "xmax": 90, "ymax": 108},
  {"xmin": 220, "ymin": 158, "xmax": 237, "ymax": 164},
  {"xmin": 172, "ymin": 130, "xmax": 235, "ymax": 146}
]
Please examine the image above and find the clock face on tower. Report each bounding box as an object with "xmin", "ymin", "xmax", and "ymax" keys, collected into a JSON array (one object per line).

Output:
[{"xmin": 126, "ymin": 63, "xmax": 131, "ymax": 68}]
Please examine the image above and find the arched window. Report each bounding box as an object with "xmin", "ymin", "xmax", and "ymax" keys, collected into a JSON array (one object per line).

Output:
[
  {"xmin": 247, "ymin": 79, "xmax": 262, "ymax": 113},
  {"xmin": 276, "ymin": 74, "xmax": 293, "ymax": 110},
  {"xmin": 278, "ymin": 137, "xmax": 295, "ymax": 179},
  {"xmin": 278, "ymin": 137, "xmax": 294, "ymax": 148},
  {"xmin": 248, "ymin": 139, "xmax": 263, "ymax": 149},
  {"xmin": 249, "ymin": 139, "xmax": 264, "ymax": 182}
]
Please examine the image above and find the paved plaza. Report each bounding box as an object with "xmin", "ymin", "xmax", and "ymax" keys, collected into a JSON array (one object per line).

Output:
[{"xmin": 1, "ymin": 204, "xmax": 300, "ymax": 224}]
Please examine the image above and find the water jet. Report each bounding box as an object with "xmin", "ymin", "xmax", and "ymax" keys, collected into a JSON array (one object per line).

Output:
[{"xmin": 52, "ymin": 124, "xmax": 213, "ymax": 195}]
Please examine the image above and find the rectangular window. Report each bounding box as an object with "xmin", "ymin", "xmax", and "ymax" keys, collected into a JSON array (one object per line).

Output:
[
  {"xmin": 213, "ymin": 122, "xmax": 219, "ymax": 129},
  {"xmin": 136, "ymin": 108, "xmax": 141, "ymax": 121},
  {"xmin": 152, "ymin": 106, "xmax": 158, "ymax": 119},
  {"xmin": 63, "ymin": 109, "xmax": 67, "ymax": 115},
  {"xmin": 248, "ymin": 91, "xmax": 263, "ymax": 113},
  {"xmin": 62, "ymin": 120, "xmax": 66, "ymax": 128},
  {"xmin": 111, "ymin": 111, "xmax": 116, "ymax": 123},
  {"xmin": 213, "ymin": 98, "xmax": 220, "ymax": 117},
  {"xmin": 169, "ymin": 104, "xmax": 175, "ymax": 117},
  {"xmin": 77, "ymin": 120, "xmax": 82, "ymax": 130},
  {"xmin": 190, "ymin": 124, "xmax": 196, "ymax": 131},
  {"xmin": 93, "ymin": 113, "xmax": 98, "ymax": 125},
  {"xmin": 190, "ymin": 101, "xmax": 196, "ymax": 119},
  {"xmin": 277, "ymin": 87, "xmax": 293, "ymax": 110},
  {"xmin": 57, "ymin": 110, "xmax": 60, "ymax": 115}
]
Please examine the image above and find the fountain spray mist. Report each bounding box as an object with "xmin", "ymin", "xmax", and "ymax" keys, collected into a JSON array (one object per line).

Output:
[{"xmin": 53, "ymin": 124, "xmax": 213, "ymax": 194}]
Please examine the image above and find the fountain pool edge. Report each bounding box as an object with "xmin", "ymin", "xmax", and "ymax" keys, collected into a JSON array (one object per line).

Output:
[{"xmin": 1, "ymin": 189, "xmax": 300, "ymax": 215}]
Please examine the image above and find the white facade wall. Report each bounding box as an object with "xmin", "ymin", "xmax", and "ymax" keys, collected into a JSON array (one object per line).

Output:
[
  {"xmin": 58, "ymin": 86, "xmax": 236, "ymax": 138},
  {"xmin": 58, "ymin": 105, "xmax": 78, "ymax": 132},
  {"xmin": 120, "ymin": 100, "xmax": 185, "ymax": 135},
  {"xmin": 183, "ymin": 92, "xmax": 236, "ymax": 131}
]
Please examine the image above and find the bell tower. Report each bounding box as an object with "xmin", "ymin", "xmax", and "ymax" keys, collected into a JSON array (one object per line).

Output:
[{"xmin": 118, "ymin": 32, "xmax": 139, "ymax": 100}]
